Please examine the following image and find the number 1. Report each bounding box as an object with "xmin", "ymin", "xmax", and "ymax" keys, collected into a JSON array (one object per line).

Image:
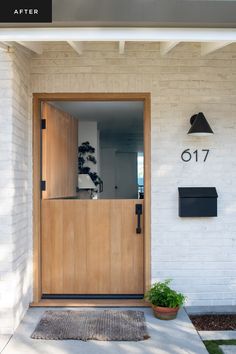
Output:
[{"xmin": 193, "ymin": 150, "xmax": 198, "ymax": 162}]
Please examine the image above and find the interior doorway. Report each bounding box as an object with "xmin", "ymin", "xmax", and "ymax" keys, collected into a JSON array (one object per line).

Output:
[{"xmin": 33, "ymin": 93, "xmax": 151, "ymax": 303}]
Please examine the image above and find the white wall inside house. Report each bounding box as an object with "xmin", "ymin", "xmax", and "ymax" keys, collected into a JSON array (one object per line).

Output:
[
  {"xmin": 115, "ymin": 152, "xmax": 138, "ymax": 199},
  {"xmin": 100, "ymin": 150, "xmax": 138, "ymax": 199},
  {"xmin": 78, "ymin": 121, "xmax": 100, "ymax": 175},
  {"xmin": 100, "ymin": 148, "xmax": 116, "ymax": 198}
]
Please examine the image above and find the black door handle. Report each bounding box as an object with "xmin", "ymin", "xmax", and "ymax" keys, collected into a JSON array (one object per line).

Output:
[{"xmin": 135, "ymin": 204, "xmax": 143, "ymax": 234}]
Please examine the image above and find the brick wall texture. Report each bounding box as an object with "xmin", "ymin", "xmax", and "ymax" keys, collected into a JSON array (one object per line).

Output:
[
  {"xmin": 1, "ymin": 41, "xmax": 236, "ymax": 333},
  {"xmin": 0, "ymin": 45, "xmax": 32, "ymax": 334}
]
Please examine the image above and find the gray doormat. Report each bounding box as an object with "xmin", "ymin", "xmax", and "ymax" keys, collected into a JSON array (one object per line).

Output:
[{"xmin": 31, "ymin": 310, "xmax": 149, "ymax": 341}]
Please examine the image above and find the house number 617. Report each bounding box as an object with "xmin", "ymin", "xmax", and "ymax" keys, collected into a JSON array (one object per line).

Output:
[{"xmin": 181, "ymin": 149, "xmax": 210, "ymax": 162}]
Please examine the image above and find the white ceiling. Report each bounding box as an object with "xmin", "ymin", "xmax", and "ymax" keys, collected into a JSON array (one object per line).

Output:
[
  {"xmin": 52, "ymin": 101, "xmax": 143, "ymax": 121},
  {"xmin": 51, "ymin": 100, "xmax": 144, "ymax": 151}
]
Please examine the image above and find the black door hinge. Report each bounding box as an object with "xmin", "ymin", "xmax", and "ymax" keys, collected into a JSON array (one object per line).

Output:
[
  {"xmin": 41, "ymin": 119, "xmax": 46, "ymax": 129},
  {"xmin": 41, "ymin": 180, "xmax": 46, "ymax": 191}
]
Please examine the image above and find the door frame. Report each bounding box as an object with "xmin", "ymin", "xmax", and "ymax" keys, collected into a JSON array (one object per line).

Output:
[{"xmin": 33, "ymin": 92, "xmax": 151, "ymax": 303}]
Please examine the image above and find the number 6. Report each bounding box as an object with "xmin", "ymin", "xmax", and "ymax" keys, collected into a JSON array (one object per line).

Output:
[{"xmin": 181, "ymin": 149, "xmax": 192, "ymax": 162}]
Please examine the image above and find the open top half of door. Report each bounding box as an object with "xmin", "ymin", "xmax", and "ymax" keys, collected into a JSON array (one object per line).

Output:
[{"xmin": 41, "ymin": 102, "xmax": 78, "ymax": 199}]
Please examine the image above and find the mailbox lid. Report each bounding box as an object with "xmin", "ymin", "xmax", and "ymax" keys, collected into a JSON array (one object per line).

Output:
[{"xmin": 178, "ymin": 187, "xmax": 218, "ymax": 198}]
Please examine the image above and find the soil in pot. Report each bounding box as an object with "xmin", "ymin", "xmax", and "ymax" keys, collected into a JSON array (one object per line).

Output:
[{"xmin": 152, "ymin": 305, "xmax": 179, "ymax": 320}]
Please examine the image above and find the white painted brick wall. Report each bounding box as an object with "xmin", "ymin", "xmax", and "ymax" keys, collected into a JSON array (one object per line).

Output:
[
  {"xmin": 30, "ymin": 41, "xmax": 236, "ymax": 307},
  {"xmin": 1, "ymin": 40, "xmax": 236, "ymax": 333},
  {"xmin": 0, "ymin": 49, "xmax": 15, "ymax": 334},
  {"xmin": 11, "ymin": 45, "xmax": 32, "ymax": 331},
  {"xmin": 0, "ymin": 46, "xmax": 32, "ymax": 334}
]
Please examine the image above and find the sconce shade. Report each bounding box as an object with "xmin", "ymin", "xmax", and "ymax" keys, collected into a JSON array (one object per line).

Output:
[
  {"xmin": 188, "ymin": 112, "xmax": 214, "ymax": 136},
  {"xmin": 78, "ymin": 174, "xmax": 96, "ymax": 190}
]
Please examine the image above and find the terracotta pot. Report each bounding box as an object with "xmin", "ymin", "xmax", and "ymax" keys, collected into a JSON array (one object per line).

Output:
[{"xmin": 152, "ymin": 305, "xmax": 179, "ymax": 320}]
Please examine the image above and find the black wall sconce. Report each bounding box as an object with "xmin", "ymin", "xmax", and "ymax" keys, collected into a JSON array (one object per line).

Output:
[{"xmin": 188, "ymin": 112, "xmax": 214, "ymax": 136}]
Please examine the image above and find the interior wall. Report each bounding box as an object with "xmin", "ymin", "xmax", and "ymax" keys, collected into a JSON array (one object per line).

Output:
[
  {"xmin": 100, "ymin": 148, "xmax": 116, "ymax": 199},
  {"xmin": 30, "ymin": 41, "xmax": 236, "ymax": 307},
  {"xmin": 99, "ymin": 121, "xmax": 142, "ymax": 199},
  {"xmin": 78, "ymin": 121, "xmax": 100, "ymax": 174},
  {"xmin": 100, "ymin": 150, "xmax": 138, "ymax": 199},
  {"xmin": 115, "ymin": 152, "xmax": 138, "ymax": 199}
]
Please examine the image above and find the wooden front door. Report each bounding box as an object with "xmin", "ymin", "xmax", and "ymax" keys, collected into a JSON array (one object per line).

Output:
[{"xmin": 41, "ymin": 102, "xmax": 144, "ymax": 296}]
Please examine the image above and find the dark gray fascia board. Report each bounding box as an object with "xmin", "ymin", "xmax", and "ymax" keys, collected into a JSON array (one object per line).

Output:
[
  {"xmin": 53, "ymin": 0, "xmax": 236, "ymax": 27},
  {"xmin": 1, "ymin": 0, "xmax": 236, "ymax": 28}
]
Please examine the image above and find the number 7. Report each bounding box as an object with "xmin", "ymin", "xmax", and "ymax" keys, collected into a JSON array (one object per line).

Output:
[{"xmin": 202, "ymin": 149, "xmax": 209, "ymax": 162}]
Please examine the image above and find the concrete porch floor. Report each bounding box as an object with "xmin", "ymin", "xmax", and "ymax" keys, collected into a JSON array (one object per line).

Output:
[{"xmin": 1, "ymin": 307, "xmax": 208, "ymax": 354}]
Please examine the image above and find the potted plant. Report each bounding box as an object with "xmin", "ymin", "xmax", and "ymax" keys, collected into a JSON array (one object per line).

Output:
[
  {"xmin": 78, "ymin": 141, "xmax": 103, "ymax": 197},
  {"xmin": 145, "ymin": 279, "xmax": 186, "ymax": 320}
]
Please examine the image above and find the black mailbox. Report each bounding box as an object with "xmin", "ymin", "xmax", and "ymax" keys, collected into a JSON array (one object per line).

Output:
[{"xmin": 178, "ymin": 187, "xmax": 218, "ymax": 217}]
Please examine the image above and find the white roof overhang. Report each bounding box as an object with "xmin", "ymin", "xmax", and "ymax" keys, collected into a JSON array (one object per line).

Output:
[
  {"xmin": 0, "ymin": 27, "xmax": 236, "ymax": 42},
  {"xmin": 0, "ymin": 27, "xmax": 236, "ymax": 56}
]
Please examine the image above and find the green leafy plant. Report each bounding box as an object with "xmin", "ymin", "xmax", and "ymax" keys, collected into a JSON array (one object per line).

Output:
[
  {"xmin": 78, "ymin": 141, "xmax": 103, "ymax": 190},
  {"xmin": 145, "ymin": 279, "xmax": 186, "ymax": 308}
]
